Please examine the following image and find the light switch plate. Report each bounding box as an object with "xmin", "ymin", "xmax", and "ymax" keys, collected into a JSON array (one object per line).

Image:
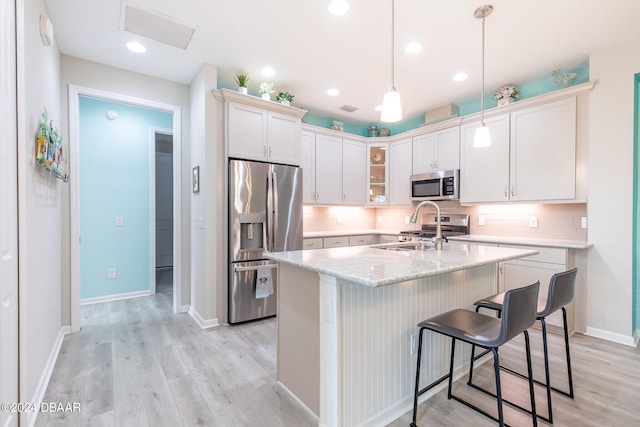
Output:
[
  {"xmin": 478, "ymin": 215, "xmax": 485, "ymax": 226},
  {"xmin": 337, "ymin": 216, "xmax": 342, "ymax": 224},
  {"xmin": 581, "ymin": 217, "xmax": 588, "ymax": 228},
  {"xmin": 107, "ymin": 268, "xmax": 116, "ymax": 279},
  {"xmin": 529, "ymin": 216, "xmax": 538, "ymax": 228},
  {"xmin": 115, "ymin": 216, "xmax": 124, "ymax": 226}
]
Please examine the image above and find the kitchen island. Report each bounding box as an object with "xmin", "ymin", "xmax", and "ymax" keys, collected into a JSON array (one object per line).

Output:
[{"xmin": 265, "ymin": 242, "xmax": 537, "ymax": 427}]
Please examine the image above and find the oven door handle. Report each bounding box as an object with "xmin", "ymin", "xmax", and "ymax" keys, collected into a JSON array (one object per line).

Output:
[{"xmin": 233, "ymin": 264, "xmax": 278, "ymax": 273}]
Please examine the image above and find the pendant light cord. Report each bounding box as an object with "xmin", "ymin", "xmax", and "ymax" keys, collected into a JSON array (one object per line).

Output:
[
  {"xmin": 480, "ymin": 15, "xmax": 485, "ymax": 126},
  {"xmin": 391, "ymin": 0, "xmax": 395, "ymax": 89}
]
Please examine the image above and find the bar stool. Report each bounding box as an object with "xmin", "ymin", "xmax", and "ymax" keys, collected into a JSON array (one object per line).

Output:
[
  {"xmin": 470, "ymin": 267, "xmax": 577, "ymax": 424},
  {"xmin": 410, "ymin": 281, "xmax": 540, "ymax": 427}
]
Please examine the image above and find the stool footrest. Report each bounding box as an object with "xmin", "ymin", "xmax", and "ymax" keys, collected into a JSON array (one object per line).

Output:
[{"xmin": 467, "ymin": 381, "xmax": 551, "ymax": 423}]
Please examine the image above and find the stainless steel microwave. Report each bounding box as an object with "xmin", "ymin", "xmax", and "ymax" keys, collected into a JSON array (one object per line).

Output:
[{"xmin": 410, "ymin": 169, "xmax": 459, "ymax": 201}]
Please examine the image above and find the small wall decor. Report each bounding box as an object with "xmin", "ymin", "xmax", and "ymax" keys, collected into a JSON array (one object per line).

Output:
[
  {"xmin": 192, "ymin": 166, "xmax": 200, "ymax": 193},
  {"xmin": 36, "ymin": 109, "xmax": 69, "ymax": 182},
  {"xmin": 552, "ymin": 69, "xmax": 578, "ymax": 88}
]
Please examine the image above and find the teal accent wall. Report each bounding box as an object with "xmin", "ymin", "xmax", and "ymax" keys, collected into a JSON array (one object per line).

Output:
[
  {"xmin": 79, "ymin": 96, "xmax": 173, "ymax": 299},
  {"xmin": 634, "ymin": 73, "xmax": 640, "ymax": 333},
  {"xmin": 219, "ymin": 66, "xmax": 589, "ymax": 138}
]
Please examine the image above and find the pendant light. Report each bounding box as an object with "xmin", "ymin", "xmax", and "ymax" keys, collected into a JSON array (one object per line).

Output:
[
  {"xmin": 473, "ymin": 5, "xmax": 493, "ymax": 148},
  {"xmin": 381, "ymin": 0, "xmax": 402, "ymax": 123}
]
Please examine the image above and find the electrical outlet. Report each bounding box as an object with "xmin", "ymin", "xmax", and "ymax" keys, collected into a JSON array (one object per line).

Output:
[
  {"xmin": 378, "ymin": 215, "xmax": 383, "ymax": 223},
  {"xmin": 581, "ymin": 217, "xmax": 588, "ymax": 229},
  {"xmin": 478, "ymin": 215, "xmax": 485, "ymax": 226},
  {"xmin": 405, "ymin": 215, "xmax": 410, "ymax": 224},
  {"xmin": 107, "ymin": 268, "xmax": 116, "ymax": 279},
  {"xmin": 115, "ymin": 216, "xmax": 124, "ymax": 226},
  {"xmin": 410, "ymin": 334, "xmax": 418, "ymax": 355},
  {"xmin": 529, "ymin": 216, "xmax": 538, "ymax": 228},
  {"xmin": 337, "ymin": 216, "xmax": 342, "ymax": 224}
]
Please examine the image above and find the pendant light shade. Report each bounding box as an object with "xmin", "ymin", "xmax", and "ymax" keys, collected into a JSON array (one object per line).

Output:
[
  {"xmin": 473, "ymin": 4, "xmax": 493, "ymax": 148},
  {"xmin": 381, "ymin": 0, "xmax": 402, "ymax": 123},
  {"xmin": 474, "ymin": 124, "xmax": 491, "ymax": 148},
  {"xmin": 381, "ymin": 86, "xmax": 402, "ymax": 122}
]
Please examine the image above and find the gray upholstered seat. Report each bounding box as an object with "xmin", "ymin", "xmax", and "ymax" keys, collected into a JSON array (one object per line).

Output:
[
  {"xmin": 472, "ymin": 267, "xmax": 578, "ymax": 424},
  {"xmin": 410, "ymin": 281, "xmax": 540, "ymax": 427}
]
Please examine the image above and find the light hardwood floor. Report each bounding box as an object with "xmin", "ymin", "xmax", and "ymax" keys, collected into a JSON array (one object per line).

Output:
[
  {"xmin": 36, "ymin": 289, "xmax": 640, "ymax": 427},
  {"xmin": 35, "ymin": 289, "xmax": 316, "ymax": 427}
]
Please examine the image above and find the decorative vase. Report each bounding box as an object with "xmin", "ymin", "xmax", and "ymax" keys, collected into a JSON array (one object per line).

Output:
[
  {"xmin": 280, "ymin": 100, "xmax": 290, "ymax": 106},
  {"xmin": 238, "ymin": 87, "xmax": 248, "ymax": 95},
  {"xmin": 498, "ymin": 97, "xmax": 515, "ymax": 107},
  {"xmin": 261, "ymin": 93, "xmax": 270, "ymax": 100}
]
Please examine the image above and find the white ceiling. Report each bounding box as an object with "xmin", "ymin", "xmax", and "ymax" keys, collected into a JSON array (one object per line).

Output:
[{"xmin": 44, "ymin": 0, "xmax": 640, "ymax": 125}]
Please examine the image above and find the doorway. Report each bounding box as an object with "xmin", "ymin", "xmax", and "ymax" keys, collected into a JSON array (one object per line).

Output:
[
  {"xmin": 154, "ymin": 130, "xmax": 174, "ymax": 295},
  {"xmin": 69, "ymin": 85, "xmax": 183, "ymax": 332}
]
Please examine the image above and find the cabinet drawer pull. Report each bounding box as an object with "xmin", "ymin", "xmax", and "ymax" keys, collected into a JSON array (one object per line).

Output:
[{"xmin": 511, "ymin": 186, "xmax": 515, "ymax": 197}]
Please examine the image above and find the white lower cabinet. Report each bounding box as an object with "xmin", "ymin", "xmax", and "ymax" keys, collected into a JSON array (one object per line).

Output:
[
  {"xmin": 498, "ymin": 245, "xmax": 574, "ymax": 332},
  {"xmin": 379, "ymin": 234, "xmax": 400, "ymax": 243},
  {"xmin": 348, "ymin": 234, "xmax": 377, "ymax": 246},
  {"xmin": 322, "ymin": 236, "xmax": 349, "ymax": 248},
  {"xmin": 303, "ymin": 237, "xmax": 323, "ymax": 250}
]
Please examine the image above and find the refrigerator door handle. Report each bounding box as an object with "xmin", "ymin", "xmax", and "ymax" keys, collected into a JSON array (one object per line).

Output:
[
  {"xmin": 266, "ymin": 171, "xmax": 274, "ymax": 252},
  {"xmin": 271, "ymin": 171, "xmax": 279, "ymax": 252}
]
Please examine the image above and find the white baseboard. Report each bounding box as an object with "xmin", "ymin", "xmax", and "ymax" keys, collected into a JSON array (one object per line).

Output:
[
  {"xmin": 277, "ymin": 381, "xmax": 319, "ymax": 423},
  {"xmin": 585, "ymin": 326, "xmax": 636, "ymax": 347},
  {"xmin": 180, "ymin": 304, "xmax": 190, "ymax": 313},
  {"xmin": 25, "ymin": 326, "xmax": 70, "ymax": 427},
  {"xmin": 80, "ymin": 290, "xmax": 151, "ymax": 305},
  {"xmin": 188, "ymin": 306, "xmax": 219, "ymax": 329}
]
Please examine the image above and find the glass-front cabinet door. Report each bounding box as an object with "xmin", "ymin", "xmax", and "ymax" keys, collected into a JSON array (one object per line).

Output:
[{"xmin": 367, "ymin": 143, "xmax": 389, "ymax": 205}]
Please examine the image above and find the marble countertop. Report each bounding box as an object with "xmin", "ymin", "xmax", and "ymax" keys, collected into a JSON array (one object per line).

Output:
[
  {"xmin": 264, "ymin": 242, "xmax": 537, "ymax": 287},
  {"xmin": 448, "ymin": 234, "xmax": 592, "ymax": 249}
]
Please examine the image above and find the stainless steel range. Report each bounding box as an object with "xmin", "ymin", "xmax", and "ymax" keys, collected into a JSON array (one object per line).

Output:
[{"xmin": 400, "ymin": 213, "xmax": 470, "ymax": 241}]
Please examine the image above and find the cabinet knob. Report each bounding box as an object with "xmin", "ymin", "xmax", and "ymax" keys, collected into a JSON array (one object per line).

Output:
[{"xmin": 504, "ymin": 186, "xmax": 508, "ymax": 198}]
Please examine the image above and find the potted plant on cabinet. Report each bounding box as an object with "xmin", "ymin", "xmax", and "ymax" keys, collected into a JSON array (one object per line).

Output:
[
  {"xmin": 275, "ymin": 91, "xmax": 295, "ymax": 106},
  {"xmin": 259, "ymin": 82, "xmax": 274, "ymax": 100},
  {"xmin": 494, "ymin": 85, "xmax": 519, "ymax": 106},
  {"xmin": 235, "ymin": 73, "xmax": 249, "ymax": 94}
]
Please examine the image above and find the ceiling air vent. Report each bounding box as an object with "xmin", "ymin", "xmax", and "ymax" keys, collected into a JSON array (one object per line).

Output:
[
  {"xmin": 339, "ymin": 105, "xmax": 358, "ymax": 113},
  {"xmin": 123, "ymin": 4, "xmax": 195, "ymax": 50}
]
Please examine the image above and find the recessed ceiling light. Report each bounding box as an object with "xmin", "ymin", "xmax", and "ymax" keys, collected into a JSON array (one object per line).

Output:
[
  {"xmin": 375, "ymin": 105, "xmax": 383, "ymax": 112},
  {"xmin": 453, "ymin": 72, "xmax": 469, "ymax": 82},
  {"xmin": 126, "ymin": 41, "xmax": 147, "ymax": 53},
  {"xmin": 328, "ymin": 0, "xmax": 349, "ymax": 15},
  {"xmin": 404, "ymin": 41, "xmax": 422, "ymax": 55},
  {"xmin": 327, "ymin": 88, "xmax": 340, "ymax": 96},
  {"xmin": 261, "ymin": 66, "xmax": 275, "ymax": 76}
]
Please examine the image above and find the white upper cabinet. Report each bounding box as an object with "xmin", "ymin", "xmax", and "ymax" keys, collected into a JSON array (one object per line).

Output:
[
  {"xmin": 460, "ymin": 97, "xmax": 577, "ymax": 203},
  {"xmin": 389, "ymin": 138, "xmax": 412, "ymax": 205},
  {"xmin": 227, "ymin": 102, "xmax": 268, "ymax": 161},
  {"xmin": 267, "ymin": 111, "xmax": 300, "ymax": 165},
  {"xmin": 460, "ymin": 114, "xmax": 510, "ymax": 203},
  {"xmin": 413, "ymin": 126, "xmax": 460, "ymax": 173},
  {"xmin": 342, "ymin": 138, "xmax": 367, "ymax": 205},
  {"xmin": 314, "ymin": 134, "xmax": 343, "ymax": 205},
  {"xmin": 300, "ymin": 130, "xmax": 316, "ymax": 204},
  {"xmin": 509, "ymin": 97, "xmax": 576, "ymax": 201},
  {"xmin": 225, "ymin": 92, "xmax": 304, "ymax": 165}
]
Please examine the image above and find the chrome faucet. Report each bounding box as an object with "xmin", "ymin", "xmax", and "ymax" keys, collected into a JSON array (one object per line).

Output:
[{"xmin": 409, "ymin": 200, "xmax": 443, "ymax": 250}]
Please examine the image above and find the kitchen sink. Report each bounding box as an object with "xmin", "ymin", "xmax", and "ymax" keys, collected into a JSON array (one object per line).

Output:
[{"xmin": 372, "ymin": 242, "xmax": 435, "ymax": 251}]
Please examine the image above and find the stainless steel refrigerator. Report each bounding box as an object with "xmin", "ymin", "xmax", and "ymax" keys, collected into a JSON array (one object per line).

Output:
[{"xmin": 228, "ymin": 159, "xmax": 303, "ymax": 324}]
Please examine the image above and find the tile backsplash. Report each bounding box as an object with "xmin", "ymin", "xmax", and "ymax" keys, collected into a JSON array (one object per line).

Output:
[{"xmin": 303, "ymin": 202, "xmax": 588, "ymax": 241}]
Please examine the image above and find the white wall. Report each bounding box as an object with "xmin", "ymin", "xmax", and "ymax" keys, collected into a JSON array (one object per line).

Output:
[
  {"xmin": 59, "ymin": 55, "xmax": 192, "ymax": 319},
  {"xmin": 587, "ymin": 38, "xmax": 640, "ymax": 344},
  {"xmin": 17, "ymin": 0, "xmax": 63, "ymax": 421},
  {"xmin": 189, "ymin": 64, "xmax": 225, "ymax": 327}
]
